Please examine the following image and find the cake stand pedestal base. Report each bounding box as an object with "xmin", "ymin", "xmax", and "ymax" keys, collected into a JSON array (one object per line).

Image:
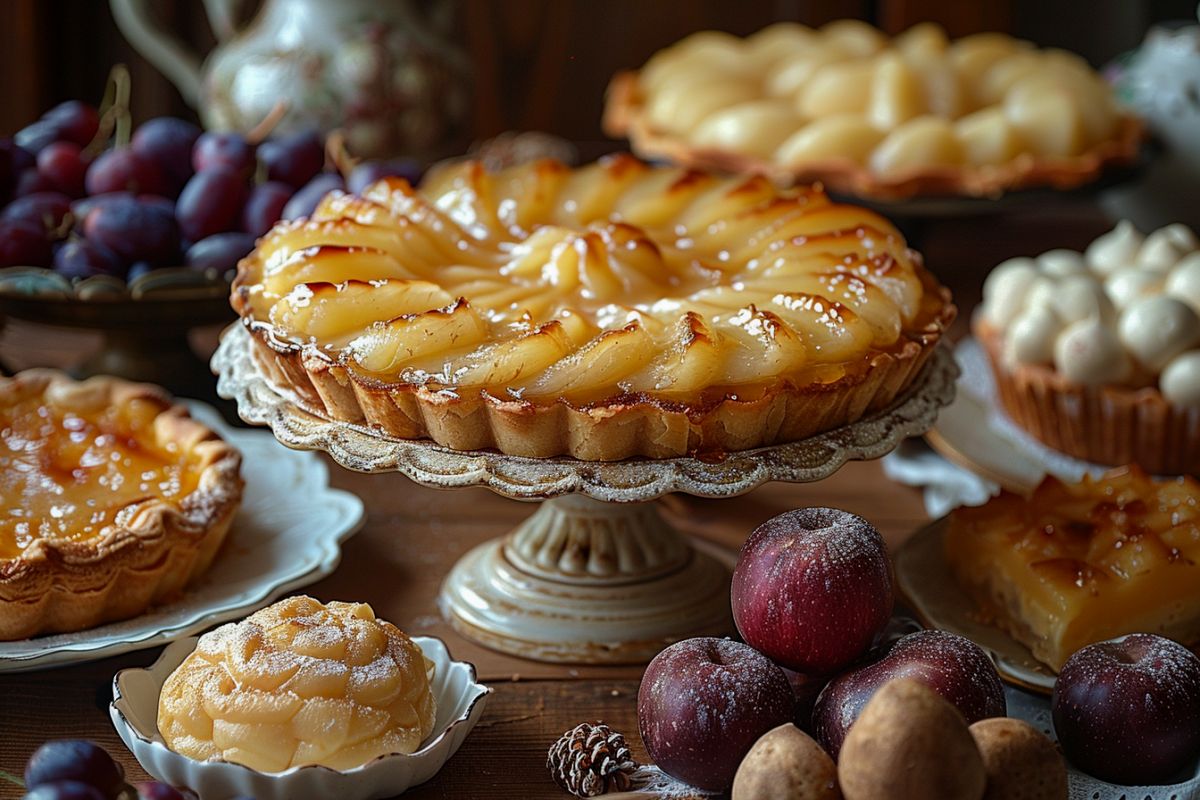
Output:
[{"xmin": 439, "ymin": 495, "xmax": 733, "ymax": 664}]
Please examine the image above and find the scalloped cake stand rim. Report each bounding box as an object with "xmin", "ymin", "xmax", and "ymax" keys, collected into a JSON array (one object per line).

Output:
[{"xmin": 213, "ymin": 324, "xmax": 958, "ymax": 503}]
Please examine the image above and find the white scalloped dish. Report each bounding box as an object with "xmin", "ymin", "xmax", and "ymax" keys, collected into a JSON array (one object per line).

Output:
[{"xmin": 110, "ymin": 635, "xmax": 490, "ymax": 800}]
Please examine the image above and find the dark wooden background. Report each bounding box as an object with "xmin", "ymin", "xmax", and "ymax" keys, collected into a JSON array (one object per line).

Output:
[{"xmin": 0, "ymin": 0, "xmax": 1194, "ymax": 147}]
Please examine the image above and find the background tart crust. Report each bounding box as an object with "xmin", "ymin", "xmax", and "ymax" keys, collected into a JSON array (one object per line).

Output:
[
  {"xmin": 603, "ymin": 71, "xmax": 1145, "ymax": 202},
  {"xmin": 239, "ymin": 279, "xmax": 953, "ymax": 461},
  {"xmin": 0, "ymin": 370, "xmax": 244, "ymax": 641}
]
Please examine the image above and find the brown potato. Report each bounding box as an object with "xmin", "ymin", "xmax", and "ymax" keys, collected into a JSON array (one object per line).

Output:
[
  {"xmin": 837, "ymin": 678, "xmax": 986, "ymax": 800},
  {"xmin": 970, "ymin": 717, "xmax": 1068, "ymax": 800},
  {"xmin": 732, "ymin": 723, "xmax": 841, "ymax": 800}
]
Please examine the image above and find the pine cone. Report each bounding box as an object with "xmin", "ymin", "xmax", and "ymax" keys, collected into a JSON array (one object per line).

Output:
[{"xmin": 547, "ymin": 721, "xmax": 639, "ymax": 798}]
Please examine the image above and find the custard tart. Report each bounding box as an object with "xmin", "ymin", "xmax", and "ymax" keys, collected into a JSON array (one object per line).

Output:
[
  {"xmin": 604, "ymin": 21, "xmax": 1143, "ymax": 200},
  {"xmin": 233, "ymin": 155, "xmax": 953, "ymax": 460},
  {"xmin": 945, "ymin": 467, "xmax": 1200, "ymax": 671},
  {"xmin": 0, "ymin": 370, "xmax": 243, "ymax": 640}
]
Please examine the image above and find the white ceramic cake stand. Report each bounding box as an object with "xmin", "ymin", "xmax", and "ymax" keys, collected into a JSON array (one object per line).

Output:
[{"xmin": 213, "ymin": 324, "xmax": 957, "ymax": 664}]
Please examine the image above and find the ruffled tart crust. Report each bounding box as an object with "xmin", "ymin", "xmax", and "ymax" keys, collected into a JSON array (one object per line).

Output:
[
  {"xmin": 976, "ymin": 321, "xmax": 1200, "ymax": 474},
  {"xmin": 603, "ymin": 23, "xmax": 1144, "ymax": 201},
  {"xmin": 0, "ymin": 371, "xmax": 243, "ymax": 640},
  {"xmin": 233, "ymin": 155, "xmax": 954, "ymax": 461}
]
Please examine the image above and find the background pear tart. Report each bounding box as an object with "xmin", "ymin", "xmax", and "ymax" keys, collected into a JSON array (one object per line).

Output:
[
  {"xmin": 603, "ymin": 21, "xmax": 1143, "ymax": 199},
  {"xmin": 0, "ymin": 370, "xmax": 242, "ymax": 640},
  {"xmin": 233, "ymin": 155, "xmax": 953, "ymax": 460},
  {"xmin": 158, "ymin": 596, "xmax": 437, "ymax": 772}
]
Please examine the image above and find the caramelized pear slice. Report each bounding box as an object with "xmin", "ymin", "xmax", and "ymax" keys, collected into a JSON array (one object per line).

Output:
[
  {"xmin": 349, "ymin": 301, "xmax": 489, "ymax": 375},
  {"xmin": 270, "ymin": 280, "xmax": 456, "ymax": 341},
  {"xmin": 523, "ymin": 322, "xmax": 656, "ymax": 398}
]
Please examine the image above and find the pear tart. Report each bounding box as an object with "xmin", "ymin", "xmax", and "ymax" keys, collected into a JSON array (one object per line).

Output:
[
  {"xmin": 604, "ymin": 22, "xmax": 1143, "ymax": 200},
  {"xmin": 0, "ymin": 371, "xmax": 243, "ymax": 641},
  {"xmin": 233, "ymin": 155, "xmax": 953, "ymax": 460},
  {"xmin": 946, "ymin": 467, "xmax": 1200, "ymax": 671}
]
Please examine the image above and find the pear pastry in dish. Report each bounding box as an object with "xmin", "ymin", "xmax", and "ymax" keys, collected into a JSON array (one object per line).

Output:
[
  {"xmin": 0, "ymin": 370, "xmax": 243, "ymax": 640},
  {"xmin": 157, "ymin": 596, "xmax": 437, "ymax": 772},
  {"xmin": 604, "ymin": 21, "xmax": 1143, "ymax": 200},
  {"xmin": 976, "ymin": 221, "xmax": 1200, "ymax": 473},
  {"xmin": 232, "ymin": 155, "xmax": 954, "ymax": 460}
]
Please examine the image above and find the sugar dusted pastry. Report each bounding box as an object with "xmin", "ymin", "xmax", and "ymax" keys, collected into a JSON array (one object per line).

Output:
[
  {"xmin": 974, "ymin": 221, "xmax": 1200, "ymax": 473},
  {"xmin": 158, "ymin": 596, "xmax": 436, "ymax": 772},
  {"xmin": 604, "ymin": 21, "xmax": 1142, "ymax": 199},
  {"xmin": 233, "ymin": 155, "xmax": 954, "ymax": 460},
  {"xmin": 945, "ymin": 467, "xmax": 1200, "ymax": 670}
]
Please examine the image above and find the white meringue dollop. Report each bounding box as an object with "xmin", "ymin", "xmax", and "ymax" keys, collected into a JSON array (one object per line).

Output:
[
  {"xmin": 1084, "ymin": 220, "xmax": 1143, "ymax": 275},
  {"xmin": 1118, "ymin": 295, "xmax": 1200, "ymax": 371},
  {"xmin": 1054, "ymin": 317, "xmax": 1132, "ymax": 386},
  {"xmin": 981, "ymin": 257, "xmax": 1040, "ymax": 327},
  {"xmin": 1161, "ymin": 351, "xmax": 1200, "ymax": 407},
  {"xmin": 1004, "ymin": 305, "xmax": 1062, "ymax": 368}
]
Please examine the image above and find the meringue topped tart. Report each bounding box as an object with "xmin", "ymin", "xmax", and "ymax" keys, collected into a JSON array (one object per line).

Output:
[
  {"xmin": 945, "ymin": 467, "xmax": 1200, "ymax": 671},
  {"xmin": 158, "ymin": 596, "xmax": 437, "ymax": 772},
  {"xmin": 0, "ymin": 371, "xmax": 242, "ymax": 640},
  {"xmin": 233, "ymin": 155, "xmax": 953, "ymax": 460}
]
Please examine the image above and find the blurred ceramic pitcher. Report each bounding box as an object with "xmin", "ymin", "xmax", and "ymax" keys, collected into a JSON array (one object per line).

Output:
[{"xmin": 110, "ymin": 0, "xmax": 471, "ymax": 159}]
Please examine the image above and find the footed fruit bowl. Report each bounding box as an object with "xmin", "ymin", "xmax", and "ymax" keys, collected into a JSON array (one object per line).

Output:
[{"xmin": 0, "ymin": 266, "xmax": 233, "ymax": 400}]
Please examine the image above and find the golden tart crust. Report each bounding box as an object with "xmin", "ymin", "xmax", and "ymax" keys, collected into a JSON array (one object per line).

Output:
[
  {"xmin": 233, "ymin": 155, "xmax": 954, "ymax": 460},
  {"xmin": 603, "ymin": 22, "xmax": 1144, "ymax": 201},
  {"xmin": 0, "ymin": 370, "xmax": 243, "ymax": 640}
]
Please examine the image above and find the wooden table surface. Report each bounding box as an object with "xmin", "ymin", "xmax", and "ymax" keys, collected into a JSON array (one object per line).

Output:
[{"xmin": 0, "ymin": 205, "xmax": 1114, "ymax": 799}]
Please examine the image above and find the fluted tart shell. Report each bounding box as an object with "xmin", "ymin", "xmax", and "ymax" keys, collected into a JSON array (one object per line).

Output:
[{"xmin": 976, "ymin": 320, "xmax": 1200, "ymax": 475}]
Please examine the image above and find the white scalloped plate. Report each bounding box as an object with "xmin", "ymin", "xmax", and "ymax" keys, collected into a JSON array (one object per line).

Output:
[
  {"xmin": 0, "ymin": 402, "xmax": 365, "ymax": 673},
  {"xmin": 111, "ymin": 635, "xmax": 490, "ymax": 800}
]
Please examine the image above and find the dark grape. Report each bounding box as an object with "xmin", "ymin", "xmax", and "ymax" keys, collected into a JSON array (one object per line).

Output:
[
  {"xmin": 259, "ymin": 129, "xmax": 324, "ymax": 188},
  {"xmin": 0, "ymin": 220, "xmax": 53, "ymax": 266},
  {"xmin": 2, "ymin": 139, "xmax": 36, "ymax": 174},
  {"xmin": 3, "ymin": 192, "xmax": 72, "ymax": 234},
  {"xmin": 15, "ymin": 120, "xmax": 63, "ymax": 154},
  {"xmin": 84, "ymin": 198, "xmax": 180, "ymax": 265},
  {"xmin": 22, "ymin": 781, "xmax": 107, "ymax": 800},
  {"xmin": 191, "ymin": 131, "xmax": 254, "ymax": 174},
  {"xmin": 70, "ymin": 191, "xmax": 133, "ymax": 221},
  {"xmin": 24, "ymin": 740, "xmax": 124, "ymax": 796},
  {"xmin": 131, "ymin": 117, "xmax": 201, "ymax": 190},
  {"xmin": 134, "ymin": 781, "xmax": 186, "ymax": 800},
  {"xmin": 86, "ymin": 149, "xmax": 171, "ymax": 197},
  {"xmin": 15, "ymin": 168, "xmax": 56, "ymax": 198},
  {"xmin": 136, "ymin": 194, "xmax": 175, "ymax": 215},
  {"xmin": 53, "ymin": 238, "xmax": 124, "ymax": 280},
  {"xmin": 43, "ymin": 101, "xmax": 101, "ymax": 147},
  {"xmin": 175, "ymin": 167, "xmax": 247, "ymax": 241},
  {"xmin": 185, "ymin": 232, "xmax": 256, "ymax": 275},
  {"xmin": 241, "ymin": 180, "xmax": 292, "ymax": 236},
  {"xmin": 37, "ymin": 142, "xmax": 89, "ymax": 198},
  {"xmin": 282, "ymin": 172, "xmax": 344, "ymax": 220},
  {"xmin": 347, "ymin": 159, "xmax": 423, "ymax": 195}
]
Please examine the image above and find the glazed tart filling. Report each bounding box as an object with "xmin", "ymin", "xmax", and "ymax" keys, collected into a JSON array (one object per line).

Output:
[
  {"xmin": 945, "ymin": 467, "xmax": 1200, "ymax": 671},
  {"xmin": 0, "ymin": 392, "xmax": 201, "ymax": 558},
  {"xmin": 236, "ymin": 155, "xmax": 948, "ymax": 408}
]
